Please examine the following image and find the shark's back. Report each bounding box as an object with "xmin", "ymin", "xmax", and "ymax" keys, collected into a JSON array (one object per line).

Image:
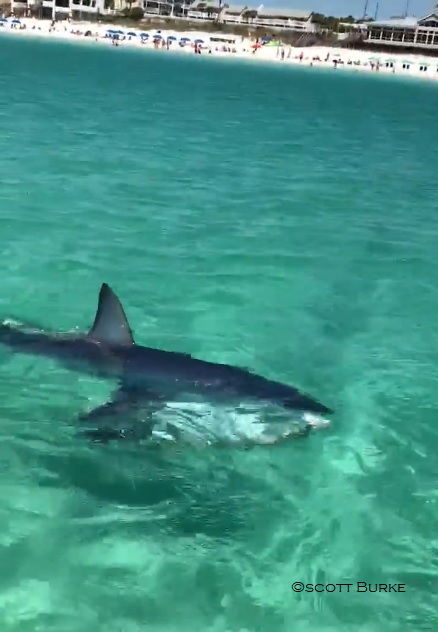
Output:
[{"xmin": 126, "ymin": 342, "xmax": 249, "ymax": 387}]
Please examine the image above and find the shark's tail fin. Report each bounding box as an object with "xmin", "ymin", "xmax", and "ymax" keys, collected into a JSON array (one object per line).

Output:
[{"xmin": 87, "ymin": 284, "xmax": 135, "ymax": 346}]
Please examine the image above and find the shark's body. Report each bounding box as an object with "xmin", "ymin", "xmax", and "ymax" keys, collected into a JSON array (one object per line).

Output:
[{"xmin": 0, "ymin": 284, "xmax": 333, "ymax": 445}]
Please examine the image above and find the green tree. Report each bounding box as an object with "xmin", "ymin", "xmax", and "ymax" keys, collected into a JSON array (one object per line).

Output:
[{"xmin": 243, "ymin": 9, "xmax": 257, "ymax": 22}]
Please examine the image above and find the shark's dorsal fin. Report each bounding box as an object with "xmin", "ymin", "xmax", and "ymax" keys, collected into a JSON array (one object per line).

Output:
[{"xmin": 88, "ymin": 283, "xmax": 134, "ymax": 346}]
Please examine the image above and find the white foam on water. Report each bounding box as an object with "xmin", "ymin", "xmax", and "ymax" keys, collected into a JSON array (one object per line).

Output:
[
  {"xmin": 2, "ymin": 318, "xmax": 23, "ymax": 327},
  {"xmin": 150, "ymin": 401, "xmax": 331, "ymax": 447}
]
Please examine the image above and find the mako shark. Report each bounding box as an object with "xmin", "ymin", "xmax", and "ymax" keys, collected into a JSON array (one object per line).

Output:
[{"xmin": 0, "ymin": 284, "xmax": 333, "ymax": 446}]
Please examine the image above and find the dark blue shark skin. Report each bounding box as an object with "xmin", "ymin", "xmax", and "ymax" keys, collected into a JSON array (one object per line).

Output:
[{"xmin": 0, "ymin": 284, "xmax": 333, "ymax": 443}]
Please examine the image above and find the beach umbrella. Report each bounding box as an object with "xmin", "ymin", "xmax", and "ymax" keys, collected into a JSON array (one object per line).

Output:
[
  {"xmin": 140, "ymin": 32, "xmax": 149, "ymax": 38},
  {"xmin": 153, "ymin": 34, "xmax": 162, "ymax": 40},
  {"xmin": 167, "ymin": 35, "xmax": 177, "ymax": 41},
  {"xmin": 127, "ymin": 32, "xmax": 137, "ymax": 37},
  {"xmin": 251, "ymin": 43, "xmax": 261, "ymax": 49},
  {"xmin": 0, "ymin": 18, "xmax": 8, "ymax": 22},
  {"xmin": 195, "ymin": 39, "xmax": 204, "ymax": 44},
  {"xmin": 261, "ymin": 36, "xmax": 271, "ymax": 43},
  {"xmin": 180, "ymin": 37, "xmax": 191, "ymax": 42},
  {"xmin": 11, "ymin": 19, "xmax": 21, "ymax": 24}
]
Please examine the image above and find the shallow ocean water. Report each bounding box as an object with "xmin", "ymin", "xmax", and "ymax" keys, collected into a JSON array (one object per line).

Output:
[{"xmin": 0, "ymin": 33, "xmax": 437, "ymax": 631}]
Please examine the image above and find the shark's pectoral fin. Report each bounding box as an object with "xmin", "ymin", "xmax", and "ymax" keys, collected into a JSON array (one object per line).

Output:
[
  {"xmin": 77, "ymin": 383, "xmax": 166, "ymax": 443},
  {"xmin": 81, "ymin": 426, "xmax": 133, "ymax": 443},
  {"xmin": 79, "ymin": 385, "xmax": 140, "ymax": 423}
]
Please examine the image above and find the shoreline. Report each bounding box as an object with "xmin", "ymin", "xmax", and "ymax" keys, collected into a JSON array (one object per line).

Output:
[{"xmin": 1, "ymin": 17, "xmax": 438, "ymax": 84}]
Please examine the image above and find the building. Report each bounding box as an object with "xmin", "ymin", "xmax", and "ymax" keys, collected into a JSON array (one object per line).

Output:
[
  {"xmin": 10, "ymin": 0, "xmax": 105, "ymax": 18},
  {"xmin": 10, "ymin": 0, "xmax": 29, "ymax": 15},
  {"xmin": 9, "ymin": 0, "xmax": 314, "ymax": 29},
  {"xmin": 140, "ymin": 0, "xmax": 186, "ymax": 16},
  {"xmin": 186, "ymin": 1, "xmax": 218, "ymax": 19},
  {"xmin": 365, "ymin": 9, "xmax": 438, "ymax": 49},
  {"xmin": 186, "ymin": 3, "xmax": 315, "ymax": 32},
  {"xmin": 250, "ymin": 8, "xmax": 314, "ymax": 32}
]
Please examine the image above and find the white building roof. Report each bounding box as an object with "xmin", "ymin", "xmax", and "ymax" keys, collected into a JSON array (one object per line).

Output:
[
  {"xmin": 367, "ymin": 14, "xmax": 438, "ymax": 28},
  {"xmin": 369, "ymin": 17, "xmax": 418, "ymax": 27}
]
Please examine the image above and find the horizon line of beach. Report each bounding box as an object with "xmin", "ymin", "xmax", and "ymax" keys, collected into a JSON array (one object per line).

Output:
[{"xmin": 2, "ymin": 16, "xmax": 438, "ymax": 83}]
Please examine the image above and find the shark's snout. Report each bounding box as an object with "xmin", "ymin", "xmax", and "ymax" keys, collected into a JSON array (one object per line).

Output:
[{"xmin": 302, "ymin": 412, "xmax": 331, "ymax": 431}]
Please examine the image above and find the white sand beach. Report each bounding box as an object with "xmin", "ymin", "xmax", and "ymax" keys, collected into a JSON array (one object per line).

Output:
[{"xmin": 1, "ymin": 16, "xmax": 438, "ymax": 82}]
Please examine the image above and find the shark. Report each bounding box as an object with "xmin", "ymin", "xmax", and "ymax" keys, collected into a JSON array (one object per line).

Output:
[{"xmin": 0, "ymin": 283, "xmax": 333, "ymax": 446}]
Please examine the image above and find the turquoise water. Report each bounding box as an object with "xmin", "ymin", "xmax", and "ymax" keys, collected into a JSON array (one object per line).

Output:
[{"xmin": 0, "ymin": 33, "xmax": 437, "ymax": 630}]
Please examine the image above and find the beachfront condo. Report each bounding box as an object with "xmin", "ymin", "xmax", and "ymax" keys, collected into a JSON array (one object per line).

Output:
[
  {"xmin": 365, "ymin": 8, "xmax": 438, "ymax": 50},
  {"xmin": 10, "ymin": 0, "xmax": 105, "ymax": 18}
]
